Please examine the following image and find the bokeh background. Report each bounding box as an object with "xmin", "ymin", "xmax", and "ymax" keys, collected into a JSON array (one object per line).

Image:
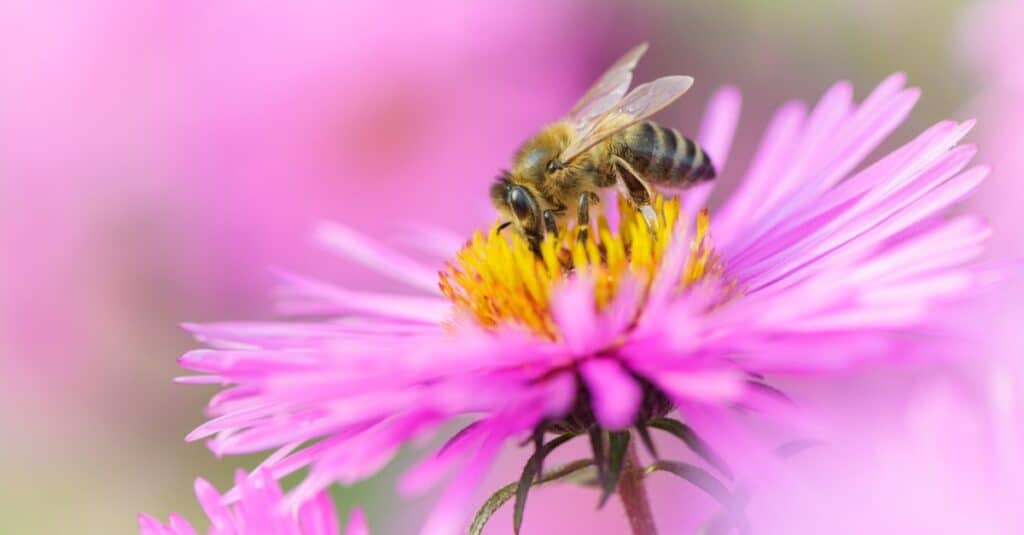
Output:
[{"xmin": 2, "ymin": 0, "xmax": 1021, "ymax": 533}]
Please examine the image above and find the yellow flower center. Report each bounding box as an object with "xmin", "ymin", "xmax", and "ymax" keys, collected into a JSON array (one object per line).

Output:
[{"xmin": 439, "ymin": 195, "xmax": 727, "ymax": 339}]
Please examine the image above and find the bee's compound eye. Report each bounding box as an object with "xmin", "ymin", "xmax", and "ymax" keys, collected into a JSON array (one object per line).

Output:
[
  {"xmin": 546, "ymin": 160, "xmax": 562, "ymax": 173},
  {"xmin": 508, "ymin": 187, "xmax": 533, "ymax": 222}
]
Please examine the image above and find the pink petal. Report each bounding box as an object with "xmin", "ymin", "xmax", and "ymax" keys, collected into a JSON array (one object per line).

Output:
[
  {"xmin": 297, "ymin": 491, "xmax": 342, "ymax": 535},
  {"xmin": 543, "ymin": 370, "xmax": 579, "ymax": 418},
  {"xmin": 137, "ymin": 514, "xmax": 172, "ymax": 535},
  {"xmin": 419, "ymin": 434, "xmax": 503, "ymax": 535},
  {"xmin": 642, "ymin": 217, "xmax": 696, "ymax": 317},
  {"xmin": 684, "ymin": 85, "xmax": 742, "ymax": 213},
  {"xmin": 399, "ymin": 422, "xmax": 487, "ymax": 496},
  {"xmin": 580, "ymin": 359, "xmax": 642, "ymax": 429},
  {"xmin": 346, "ymin": 508, "xmax": 370, "ymax": 535},
  {"xmin": 393, "ymin": 223, "xmax": 466, "ymax": 259},
  {"xmin": 715, "ymin": 100, "xmax": 807, "ymax": 240},
  {"xmin": 698, "ymin": 85, "xmax": 742, "ymax": 172},
  {"xmin": 754, "ymin": 81, "xmax": 853, "ymax": 220},
  {"xmin": 167, "ymin": 514, "xmax": 199, "ymax": 535},
  {"xmin": 651, "ymin": 369, "xmax": 745, "ymax": 403},
  {"xmin": 274, "ymin": 270, "xmax": 449, "ymax": 324},
  {"xmin": 193, "ymin": 478, "xmax": 228, "ymax": 530},
  {"xmin": 739, "ymin": 145, "xmax": 981, "ymax": 290},
  {"xmin": 550, "ymin": 276, "xmax": 598, "ymax": 354},
  {"xmin": 599, "ymin": 274, "xmax": 644, "ymax": 339},
  {"xmin": 316, "ymin": 222, "xmax": 440, "ymax": 294}
]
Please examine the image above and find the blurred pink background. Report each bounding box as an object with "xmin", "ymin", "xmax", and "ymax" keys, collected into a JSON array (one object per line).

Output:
[{"xmin": 2, "ymin": 0, "xmax": 1021, "ymax": 533}]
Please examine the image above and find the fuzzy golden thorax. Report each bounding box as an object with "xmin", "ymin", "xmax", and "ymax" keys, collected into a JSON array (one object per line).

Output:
[{"xmin": 491, "ymin": 121, "xmax": 607, "ymax": 234}]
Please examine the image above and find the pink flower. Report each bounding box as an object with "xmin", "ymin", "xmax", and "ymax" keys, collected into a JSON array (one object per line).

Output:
[
  {"xmin": 180, "ymin": 74, "xmax": 992, "ymax": 534},
  {"xmin": 139, "ymin": 470, "xmax": 368, "ymax": 535}
]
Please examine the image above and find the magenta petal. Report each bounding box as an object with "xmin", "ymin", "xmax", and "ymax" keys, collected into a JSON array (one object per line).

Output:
[
  {"xmin": 699, "ymin": 85, "xmax": 742, "ymax": 171},
  {"xmin": 193, "ymin": 478, "xmax": 228, "ymax": 529},
  {"xmin": 580, "ymin": 359, "xmax": 642, "ymax": 430},
  {"xmin": 715, "ymin": 99, "xmax": 808, "ymax": 240},
  {"xmin": 752, "ymin": 80, "xmax": 853, "ymax": 222},
  {"xmin": 419, "ymin": 435, "xmax": 503, "ymax": 535},
  {"xmin": 684, "ymin": 86, "xmax": 742, "ymax": 213},
  {"xmin": 651, "ymin": 369, "xmax": 746, "ymax": 404},
  {"xmin": 345, "ymin": 508, "xmax": 369, "ymax": 535},
  {"xmin": 143, "ymin": 469, "xmax": 348, "ymax": 534},
  {"xmin": 274, "ymin": 270, "xmax": 449, "ymax": 323},
  {"xmin": 399, "ymin": 421, "xmax": 487, "ymax": 496},
  {"xmin": 550, "ymin": 276, "xmax": 598, "ymax": 354},
  {"xmin": 297, "ymin": 491, "xmax": 342, "ymax": 535},
  {"xmin": 166, "ymin": 514, "xmax": 199, "ymax": 535},
  {"xmin": 393, "ymin": 223, "xmax": 466, "ymax": 258},
  {"xmin": 543, "ymin": 371, "xmax": 578, "ymax": 418},
  {"xmin": 137, "ymin": 514, "xmax": 173, "ymax": 535},
  {"xmin": 316, "ymin": 222, "xmax": 441, "ymax": 294}
]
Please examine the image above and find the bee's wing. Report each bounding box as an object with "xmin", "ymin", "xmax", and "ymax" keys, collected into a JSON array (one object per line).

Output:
[
  {"xmin": 559, "ymin": 75, "xmax": 694, "ymax": 164},
  {"xmin": 567, "ymin": 43, "xmax": 648, "ymax": 126}
]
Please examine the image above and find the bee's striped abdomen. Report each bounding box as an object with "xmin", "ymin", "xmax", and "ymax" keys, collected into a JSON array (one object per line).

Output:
[{"xmin": 616, "ymin": 121, "xmax": 716, "ymax": 188}]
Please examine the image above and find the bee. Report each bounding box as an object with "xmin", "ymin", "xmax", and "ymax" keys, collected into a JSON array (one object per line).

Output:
[{"xmin": 491, "ymin": 43, "xmax": 715, "ymax": 248}]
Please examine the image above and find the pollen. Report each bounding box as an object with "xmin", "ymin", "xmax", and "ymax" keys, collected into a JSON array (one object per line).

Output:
[{"xmin": 439, "ymin": 195, "xmax": 726, "ymax": 339}]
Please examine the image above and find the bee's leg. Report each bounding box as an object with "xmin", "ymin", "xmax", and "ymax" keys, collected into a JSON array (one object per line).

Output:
[
  {"xmin": 542, "ymin": 209, "xmax": 558, "ymax": 236},
  {"xmin": 576, "ymin": 191, "xmax": 592, "ymax": 243},
  {"xmin": 612, "ymin": 156, "xmax": 658, "ymax": 233},
  {"xmin": 527, "ymin": 236, "xmax": 543, "ymax": 257}
]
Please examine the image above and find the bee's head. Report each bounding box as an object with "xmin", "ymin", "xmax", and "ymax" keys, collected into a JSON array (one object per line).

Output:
[
  {"xmin": 513, "ymin": 146, "xmax": 563, "ymax": 183},
  {"xmin": 510, "ymin": 124, "xmax": 572, "ymax": 184},
  {"xmin": 490, "ymin": 172, "xmax": 542, "ymax": 241}
]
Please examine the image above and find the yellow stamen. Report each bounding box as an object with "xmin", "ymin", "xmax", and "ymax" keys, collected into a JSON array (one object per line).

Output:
[{"xmin": 438, "ymin": 195, "xmax": 727, "ymax": 339}]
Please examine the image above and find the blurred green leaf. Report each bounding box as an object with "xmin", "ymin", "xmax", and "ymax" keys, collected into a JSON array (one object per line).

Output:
[
  {"xmin": 647, "ymin": 460, "xmax": 750, "ymax": 535},
  {"xmin": 599, "ymin": 431, "xmax": 631, "ymax": 508},
  {"xmin": 512, "ymin": 433, "xmax": 577, "ymax": 534},
  {"xmin": 469, "ymin": 458, "xmax": 594, "ymax": 535},
  {"xmin": 649, "ymin": 417, "xmax": 732, "ymax": 479}
]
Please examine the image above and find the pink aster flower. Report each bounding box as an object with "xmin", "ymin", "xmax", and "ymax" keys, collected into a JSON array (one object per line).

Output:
[
  {"xmin": 139, "ymin": 469, "xmax": 368, "ymax": 535},
  {"xmin": 179, "ymin": 71, "xmax": 992, "ymax": 534}
]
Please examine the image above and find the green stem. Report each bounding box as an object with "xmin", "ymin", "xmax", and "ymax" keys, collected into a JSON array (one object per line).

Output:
[{"xmin": 617, "ymin": 438, "xmax": 659, "ymax": 535}]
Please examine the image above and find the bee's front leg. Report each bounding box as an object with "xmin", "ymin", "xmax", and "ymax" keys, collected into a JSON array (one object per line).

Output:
[
  {"xmin": 522, "ymin": 209, "xmax": 560, "ymax": 259},
  {"xmin": 576, "ymin": 191, "xmax": 593, "ymax": 243},
  {"xmin": 612, "ymin": 156, "xmax": 658, "ymax": 234},
  {"xmin": 542, "ymin": 209, "xmax": 558, "ymax": 236}
]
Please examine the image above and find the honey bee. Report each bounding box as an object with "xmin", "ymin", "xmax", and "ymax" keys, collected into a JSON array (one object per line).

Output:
[{"xmin": 491, "ymin": 43, "xmax": 715, "ymax": 247}]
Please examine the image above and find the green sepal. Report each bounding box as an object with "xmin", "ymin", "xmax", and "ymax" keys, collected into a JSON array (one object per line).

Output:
[
  {"xmin": 587, "ymin": 427, "xmax": 607, "ymax": 492},
  {"xmin": 647, "ymin": 460, "xmax": 750, "ymax": 534},
  {"xmin": 649, "ymin": 417, "xmax": 733, "ymax": 479},
  {"xmin": 645, "ymin": 460, "xmax": 732, "ymax": 507},
  {"xmin": 437, "ymin": 421, "xmax": 480, "ymax": 457},
  {"xmin": 598, "ymin": 431, "xmax": 631, "ymax": 508},
  {"xmin": 635, "ymin": 420, "xmax": 659, "ymax": 460},
  {"xmin": 468, "ymin": 458, "xmax": 594, "ymax": 535},
  {"xmin": 512, "ymin": 433, "xmax": 576, "ymax": 533}
]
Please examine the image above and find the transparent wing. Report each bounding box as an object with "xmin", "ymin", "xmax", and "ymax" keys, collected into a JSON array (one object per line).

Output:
[
  {"xmin": 567, "ymin": 43, "xmax": 649, "ymax": 126},
  {"xmin": 560, "ymin": 75, "xmax": 695, "ymax": 163}
]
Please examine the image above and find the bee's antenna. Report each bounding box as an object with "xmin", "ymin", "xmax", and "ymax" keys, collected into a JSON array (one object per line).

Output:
[{"xmin": 497, "ymin": 221, "xmax": 513, "ymax": 233}]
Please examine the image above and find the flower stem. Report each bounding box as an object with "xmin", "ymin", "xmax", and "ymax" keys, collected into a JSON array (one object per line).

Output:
[{"xmin": 617, "ymin": 438, "xmax": 658, "ymax": 535}]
